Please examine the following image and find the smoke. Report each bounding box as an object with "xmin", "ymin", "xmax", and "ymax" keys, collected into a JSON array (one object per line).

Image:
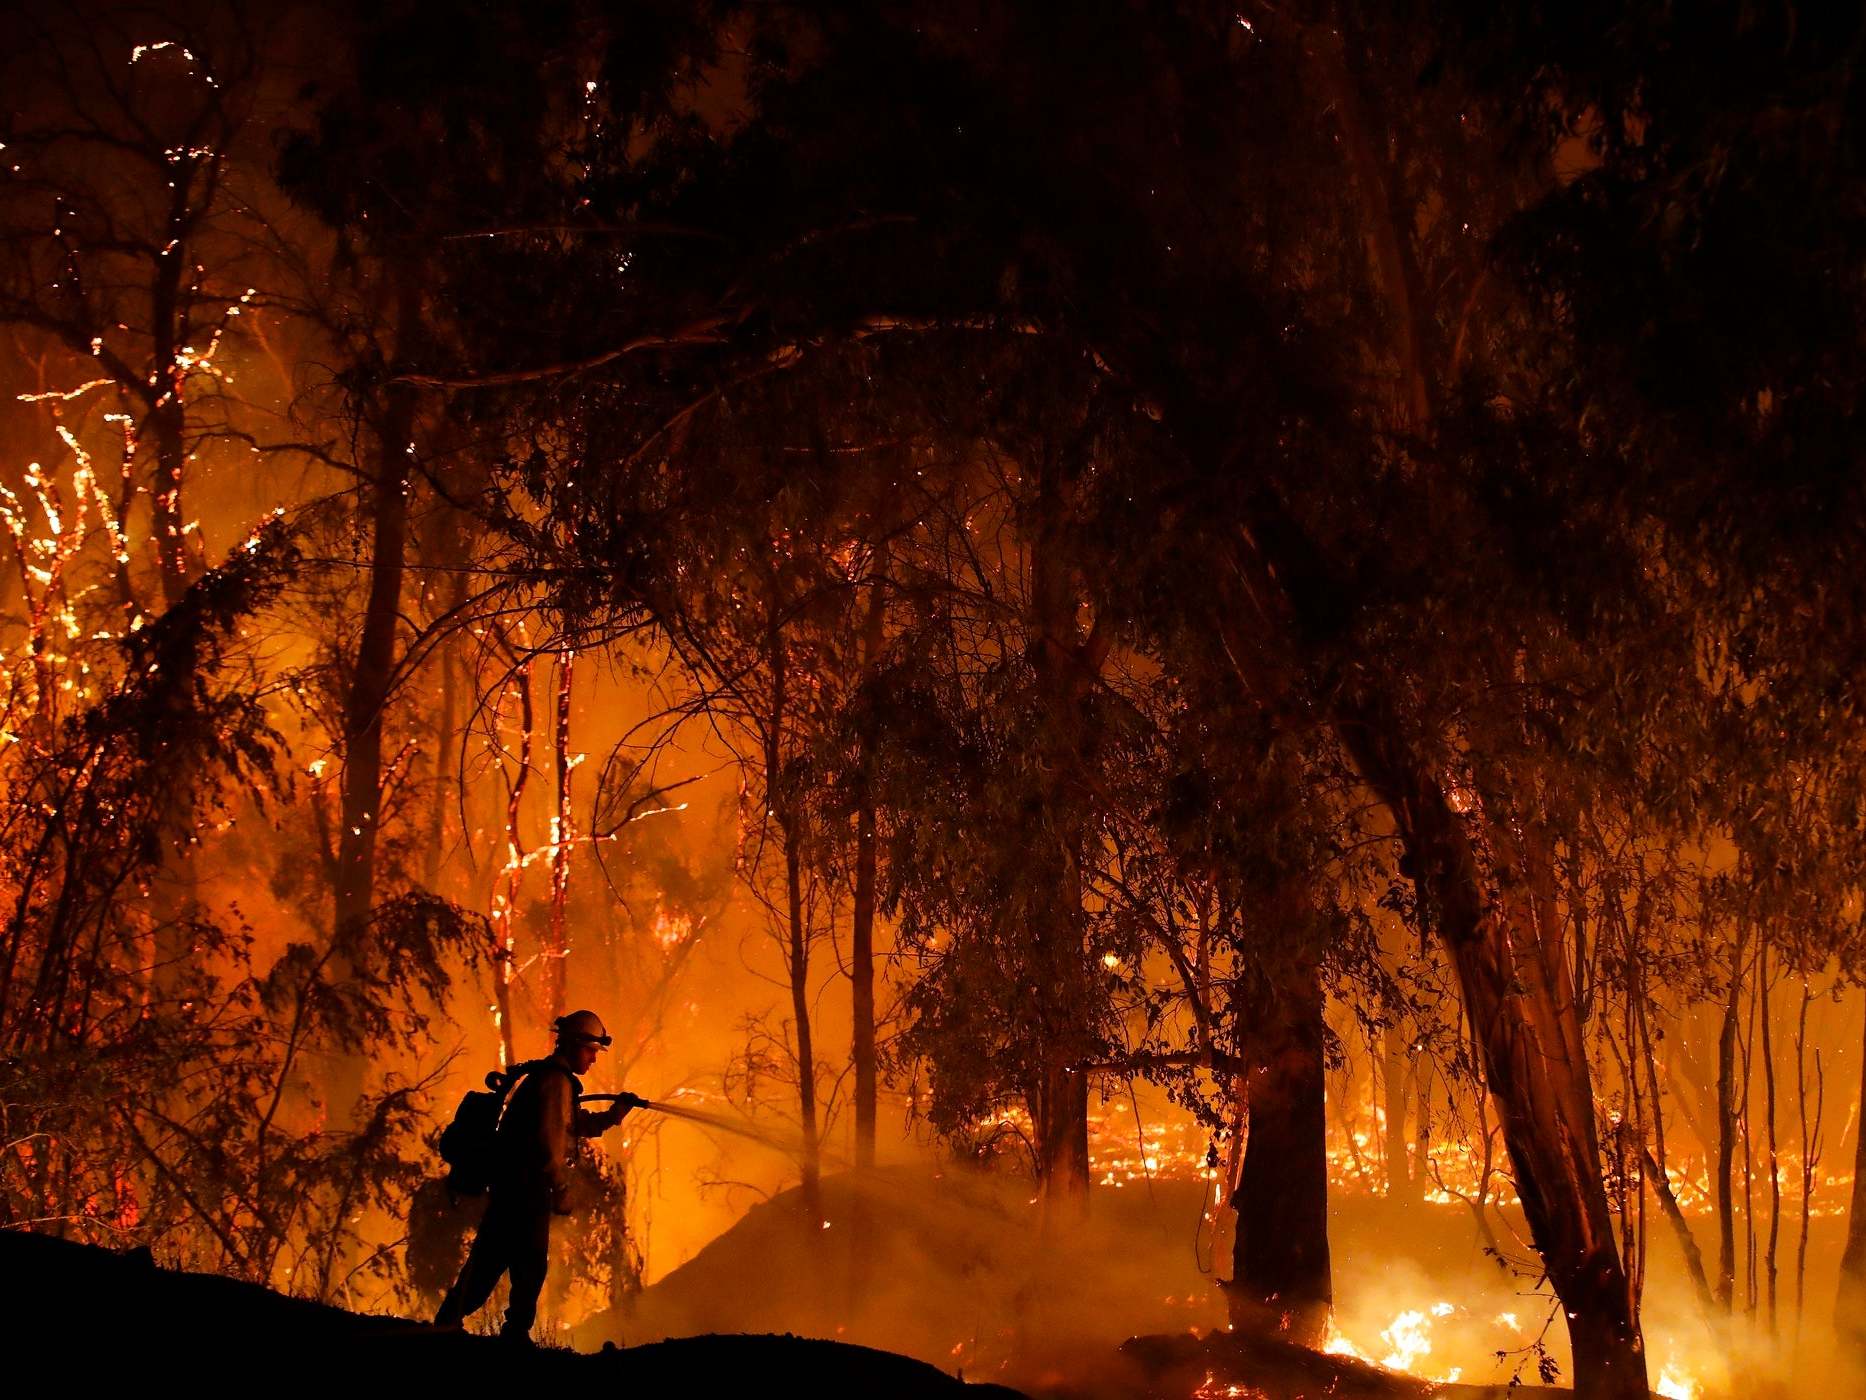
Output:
[{"xmin": 576, "ymin": 1157, "xmax": 1227, "ymax": 1388}]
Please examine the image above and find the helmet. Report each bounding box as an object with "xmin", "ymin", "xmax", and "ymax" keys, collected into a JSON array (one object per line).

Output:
[{"xmin": 554, "ymin": 1009, "xmax": 611, "ymax": 1049}]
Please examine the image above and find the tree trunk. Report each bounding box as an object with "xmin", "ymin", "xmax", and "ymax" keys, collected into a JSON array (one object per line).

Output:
[
  {"xmin": 422, "ymin": 509, "xmax": 469, "ymax": 892},
  {"xmin": 785, "ymin": 815, "xmax": 822, "ymax": 1221},
  {"xmin": 147, "ymin": 396, "xmax": 191, "ymax": 612},
  {"xmin": 1227, "ymin": 956, "xmax": 1331, "ymax": 1348},
  {"xmin": 1035, "ymin": 1040, "xmax": 1091, "ymax": 1201},
  {"xmin": 1026, "ymin": 465, "xmax": 1097, "ymax": 1204},
  {"xmin": 1761, "ymin": 946, "xmax": 1780, "ymax": 1334},
  {"xmin": 334, "ymin": 355, "xmax": 417, "ymax": 942},
  {"xmin": 542, "ymin": 649, "xmax": 575, "ymax": 1023},
  {"xmin": 1381, "ymin": 1023, "xmax": 1414, "ymax": 1200},
  {"xmin": 851, "ymin": 567, "xmax": 887, "ymax": 1171},
  {"xmin": 1716, "ymin": 924, "xmax": 1749, "ymax": 1310},
  {"xmin": 144, "ymin": 339, "xmax": 196, "ymax": 996},
  {"xmin": 1344, "ymin": 710, "xmax": 1649, "ymax": 1400},
  {"xmin": 765, "ymin": 620, "xmax": 821, "ymax": 1223},
  {"xmin": 1836, "ymin": 1007, "xmax": 1866, "ymax": 1348},
  {"xmin": 146, "ymin": 211, "xmax": 194, "ymax": 613},
  {"xmin": 851, "ymin": 798, "xmax": 877, "ymax": 1167},
  {"xmin": 1644, "ymin": 1147, "xmax": 1716, "ymax": 1317},
  {"xmin": 328, "ymin": 280, "xmax": 420, "ymax": 1117},
  {"xmin": 489, "ymin": 661, "xmax": 532, "ymax": 1071}
]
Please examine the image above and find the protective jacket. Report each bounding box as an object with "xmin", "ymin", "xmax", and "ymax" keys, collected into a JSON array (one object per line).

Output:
[{"xmin": 493, "ymin": 1056, "xmax": 624, "ymax": 1205}]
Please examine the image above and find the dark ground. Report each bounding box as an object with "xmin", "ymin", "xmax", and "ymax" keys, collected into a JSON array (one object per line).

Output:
[
  {"xmin": 0, "ymin": 1227, "xmax": 1025, "ymax": 1394},
  {"xmin": 0, "ymin": 1223, "xmax": 1569, "ymax": 1399}
]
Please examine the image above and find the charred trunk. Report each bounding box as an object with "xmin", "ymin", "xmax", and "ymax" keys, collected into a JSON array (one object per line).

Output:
[{"xmin": 1227, "ymin": 956, "xmax": 1331, "ymax": 1348}]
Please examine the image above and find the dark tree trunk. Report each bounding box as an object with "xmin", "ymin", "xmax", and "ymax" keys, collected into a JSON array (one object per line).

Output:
[
  {"xmin": 147, "ymin": 396, "xmax": 191, "ymax": 611},
  {"xmin": 1227, "ymin": 956, "xmax": 1331, "ymax": 1348},
  {"xmin": 851, "ymin": 568, "xmax": 886, "ymax": 1172},
  {"xmin": 333, "ymin": 373, "xmax": 416, "ymax": 942},
  {"xmin": 1027, "ymin": 828, "xmax": 1091, "ymax": 1203},
  {"xmin": 1761, "ymin": 948, "xmax": 1780, "ymax": 1333},
  {"xmin": 1381, "ymin": 1023, "xmax": 1415, "ymax": 1201},
  {"xmin": 851, "ymin": 798, "xmax": 878, "ymax": 1168},
  {"xmin": 145, "ymin": 273, "xmax": 196, "ymax": 994},
  {"xmin": 146, "ymin": 207, "xmax": 194, "ymax": 613},
  {"xmin": 1025, "ymin": 464, "xmax": 1098, "ymax": 1204},
  {"xmin": 1344, "ymin": 710, "xmax": 1648, "ymax": 1400},
  {"xmin": 1273, "ymin": 31, "xmax": 1644, "ymax": 1388},
  {"xmin": 330, "ymin": 277, "xmax": 421, "ymax": 1115},
  {"xmin": 422, "ymin": 508, "xmax": 469, "ymax": 892},
  {"xmin": 1716, "ymin": 924, "xmax": 1748, "ymax": 1310},
  {"xmin": 542, "ymin": 650, "xmax": 575, "ymax": 1023},
  {"xmin": 1035, "ymin": 1045, "xmax": 1091, "ymax": 1201},
  {"xmin": 1837, "ymin": 1011, "xmax": 1866, "ymax": 1347},
  {"xmin": 785, "ymin": 816, "xmax": 822, "ymax": 1221},
  {"xmin": 765, "ymin": 621, "xmax": 821, "ymax": 1224},
  {"xmin": 1202, "ymin": 504, "xmax": 1647, "ymax": 1396}
]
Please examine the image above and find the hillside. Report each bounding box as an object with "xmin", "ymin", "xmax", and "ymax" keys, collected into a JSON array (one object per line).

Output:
[{"xmin": 0, "ymin": 1226, "xmax": 1023, "ymax": 1395}]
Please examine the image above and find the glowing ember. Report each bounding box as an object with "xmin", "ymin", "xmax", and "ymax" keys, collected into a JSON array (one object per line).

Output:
[{"xmin": 1191, "ymin": 1372, "xmax": 1267, "ymax": 1399}]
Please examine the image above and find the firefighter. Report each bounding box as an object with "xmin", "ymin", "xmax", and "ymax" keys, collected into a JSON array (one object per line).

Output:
[{"xmin": 434, "ymin": 1009, "xmax": 644, "ymax": 1341}]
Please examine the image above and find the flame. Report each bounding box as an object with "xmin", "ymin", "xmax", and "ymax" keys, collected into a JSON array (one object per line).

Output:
[
  {"xmin": 1655, "ymin": 1360, "xmax": 1699, "ymax": 1400},
  {"xmin": 1323, "ymin": 1303, "xmax": 1462, "ymax": 1384},
  {"xmin": 652, "ymin": 908, "xmax": 695, "ymax": 949}
]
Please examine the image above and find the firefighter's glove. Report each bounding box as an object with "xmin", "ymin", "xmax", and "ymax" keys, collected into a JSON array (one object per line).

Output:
[
  {"xmin": 550, "ymin": 1184, "xmax": 573, "ymax": 1217},
  {"xmin": 619, "ymin": 1092, "xmax": 649, "ymax": 1112}
]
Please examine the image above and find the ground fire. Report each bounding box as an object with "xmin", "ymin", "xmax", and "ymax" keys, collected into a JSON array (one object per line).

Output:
[{"xmin": 4, "ymin": 5, "xmax": 1866, "ymax": 1399}]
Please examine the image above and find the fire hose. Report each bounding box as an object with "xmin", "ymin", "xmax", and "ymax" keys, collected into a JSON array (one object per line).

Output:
[{"xmin": 578, "ymin": 1094, "xmax": 822, "ymax": 1160}]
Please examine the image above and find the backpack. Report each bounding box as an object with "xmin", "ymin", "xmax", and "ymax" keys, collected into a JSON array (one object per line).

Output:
[{"xmin": 438, "ymin": 1061, "xmax": 548, "ymax": 1195}]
